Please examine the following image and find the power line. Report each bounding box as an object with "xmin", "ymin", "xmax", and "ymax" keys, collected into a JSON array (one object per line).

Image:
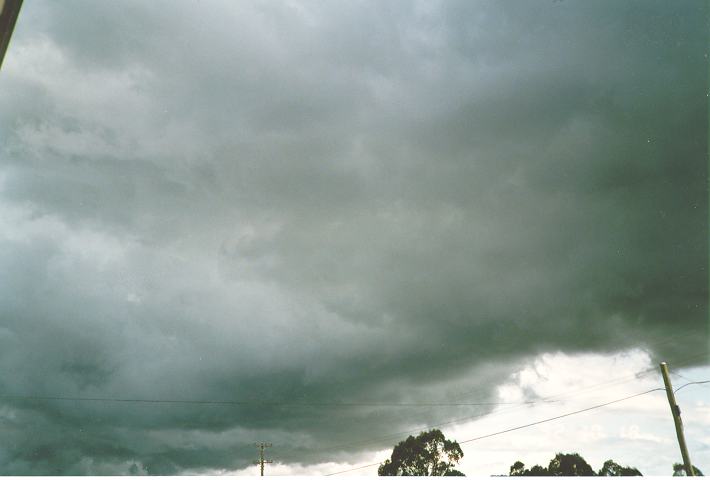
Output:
[
  {"xmin": 0, "ymin": 393, "xmax": 550, "ymax": 408},
  {"xmin": 300, "ymin": 357, "xmax": 694, "ymax": 468},
  {"xmin": 0, "ymin": 371, "xmax": 657, "ymax": 409},
  {"xmin": 2, "ymin": 343, "xmax": 704, "ymax": 474},
  {"xmin": 325, "ymin": 460, "xmax": 381, "ymax": 476},
  {"xmin": 672, "ymin": 369, "xmax": 710, "ymax": 390},
  {"xmin": 316, "ymin": 362, "xmax": 665, "ymax": 456},
  {"xmin": 458, "ymin": 388, "xmax": 664, "ymax": 444},
  {"xmin": 2, "ymin": 329, "xmax": 704, "ymax": 411},
  {"xmin": 478, "ymin": 347, "xmax": 708, "ymax": 408},
  {"xmin": 448, "ymin": 325, "xmax": 706, "ymax": 405},
  {"xmin": 673, "ymin": 380, "xmax": 710, "ymax": 394},
  {"xmin": 324, "ymin": 387, "xmax": 666, "ymax": 476},
  {"xmin": 295, "ymin": 349, "xmax": 709, "ymax": 472},
  {"xmin": 667, "ymin": 351, "xmax": 710, "ymax": 371},
  {"xmin": 314, "ymin": 406, "xmax": 501, "ymax": 455}
]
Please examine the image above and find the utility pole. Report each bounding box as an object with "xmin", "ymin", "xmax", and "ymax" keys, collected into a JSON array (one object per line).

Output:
[
  {"xmin": 659, "ymin": 362, "xmax": 694, "ymax": 476},
  {"xmin": 0, "ymin": 0, "xmax": 23, "ymax": 70},
  {"xmin": 254, "ymin": 442, "xmax": 272, "ymax": 476}
]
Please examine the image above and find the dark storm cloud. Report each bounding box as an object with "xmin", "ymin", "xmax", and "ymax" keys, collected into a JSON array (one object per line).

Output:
[{"xmin": 0, "ymin": 0, "xmax": 707, "ymax": 474}]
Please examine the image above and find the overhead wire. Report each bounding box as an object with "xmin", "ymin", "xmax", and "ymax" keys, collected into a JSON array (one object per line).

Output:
[
  {"xmin": 674, "ymin": 380, "xmax": 710, "ymax": 394},
  {"xmin": 0, "ymin": 394, "xmax": 559, "ymax": 408},
  {"xmin": 457, "ymin": 388, "xmax": 665, "ymax": 444},
  {"xmin": 671, "ymin": 370, "xmax": 710, "ymax": 390},
  {"xmin": 0, "ymin": 354, "xmax": 683, "ymax": 409},
  {"xmin": 2, "ymin": 346, "xmax": 700, "ymax": 475},
  {"xmin": 289, "ymin": 344, "xmax": 709, "ymax": 473},
  {"xmin": 0, "ymin": 326, "xmax": 704, "ymax": 475},
  {"xmin": 324, "ymin": 387, "xmax": 666, "ymax": 476},
  {"xmin": 448, "ymin": 324, "xmax": 706, "ymax": 404},
  {"xmin": 300, "ymin": 361, "xmax": 664, "ymax": 470},
  {"xmin": 322, "ymin": 375, "xmax": 710, "ymax": 476},
  {"xmin": 325, "ymin": 459, "xmax": 382, "ymax": 476},
  {"xmin": 316, "ymin": 347, "xmax": 707, "ymax": 457},
  {"xmin": 320, "ymin": 348, "xmax": 708, "ymax": 475},
  {"xmin": 1, "ymin": 324, "xmax": 704, "ymax": 409}
]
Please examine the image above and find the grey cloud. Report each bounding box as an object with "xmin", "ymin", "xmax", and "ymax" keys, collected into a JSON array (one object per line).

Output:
[{"xmin": 0, "ymin": 0, "xmax": 707, "ymax": 474}]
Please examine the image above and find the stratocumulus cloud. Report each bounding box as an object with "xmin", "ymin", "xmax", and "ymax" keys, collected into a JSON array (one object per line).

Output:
[{"xmin": 0, "ymin": 0, "xmax": 707, "ymax": 474}]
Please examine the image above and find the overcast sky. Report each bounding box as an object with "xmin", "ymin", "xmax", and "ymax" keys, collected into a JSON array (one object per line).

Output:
[{"xmin": 0, "ymin": 0, "xmax": 708, "ymax": 475}]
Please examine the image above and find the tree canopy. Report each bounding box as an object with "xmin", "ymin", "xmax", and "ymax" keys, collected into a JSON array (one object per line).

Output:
[
  {"xmin": 510, "ymin": 453, "xmax": 642, "ymax": 476},
  {"xmin": 598, "ymin": 460, "xmax": 642, "ymax": 476},
  {"xmin": 378, "ymin": 429, "xmax": 465, "ymax": 476},
  {"xmin": 673, "ymin": 463, "xmax": 704, "ymax": 476}
]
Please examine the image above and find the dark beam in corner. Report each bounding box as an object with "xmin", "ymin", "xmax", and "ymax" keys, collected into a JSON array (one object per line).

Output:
[{"xmin": 0, "ymin": 0, "xmax": 23, "ymax": 70}]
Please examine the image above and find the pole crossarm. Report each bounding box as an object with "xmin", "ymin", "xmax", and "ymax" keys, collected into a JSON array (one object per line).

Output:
[{"xmin": 254, "ymin": 442, "xmax": 273, "ymax": 476}]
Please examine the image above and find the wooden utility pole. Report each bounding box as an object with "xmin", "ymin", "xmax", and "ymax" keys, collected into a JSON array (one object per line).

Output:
[
  {"xmin": 659, "ymin": 362, "xmax": 694, "ymax": 476},
  {"xmin": 254, "ymin": 442, "xmax": 272, "ymax": 476},
  {"xmin": 0, "ymin": 0, "xmax": 23, "ymax": 70}
]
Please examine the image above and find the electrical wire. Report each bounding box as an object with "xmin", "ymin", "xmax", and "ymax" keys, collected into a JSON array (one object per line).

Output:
[
  {"xmin": 457, "ymin": 388, "xmax": 664, "ymax": 444},
  {"xmin": 1, "ymin": 326, "xmax": 704, "ymax": 410},
  {"xmin": 1, "ymin": 333, "xmax": 704, "ymax": 475},
  {"xmin": 0, "ymin": 393, "xmax": 549, "ymax": 408},
  {"xmin": 324, "ymin": 387, "xmax": 666, "ymax": 476},
  {"xmin": 2, "ymin": 362, "xmax": 668, "ymax": 408},
  {"xmin": 304, "ymin": 349, "xmax": 707, "ymax": 466},
  {"xmin": 672, "ymin": 370, "xmax": 710, "ymax": 389},
  {"xmin": 325, "ymin": 460, "xmax": 382, "ymax": 476},
  {"xmin": 448, "ymin": 325, "xmax": 706, "ymax": 405},
  {"xmin": 324, "ymin": 375, "xmax": 710, "ymax": 475},
  {"xmin": 321, "ymin": 340, "xmax": 706, "ymax": 470},
  {"xmin": 673, "ymin": 380, "xmax": 710, "ymax": 394}
]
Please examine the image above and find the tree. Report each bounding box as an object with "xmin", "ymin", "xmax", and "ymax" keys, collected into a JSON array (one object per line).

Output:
[
  {"xmin": 378, "ymin": 429, "xmax": 465, "ymax": 476},
  {"xmin": 673, "ymin": 463, "xmax": 704, "ymax": 476},
  {"xmin": 510, "ymin": 453, "xmax": 642, "ymax": 476},
  {"xmin": 510, "ymin": 461, "xmax": 528, "ymax": 476},
  {"xmin": 547, "ymin": 453, "xmax": 595, "ymax": 476},
  {"xmin": 509, "ymin": 461, "xmax": 550, "ymax": 477},
  {"xmin": 598, "ymin": 459, "xmax": 642, "ymax": 476},
  {"xmin": 509, "ymin": 461, "xmax": 549, "ymax": 476},
  {"xmin": 509, "ymin": 453, "xmax": 592, "ymax": 476},
  {"xmin": 529, "ymin": 465, "xmax": 551, "ymax": 476}
]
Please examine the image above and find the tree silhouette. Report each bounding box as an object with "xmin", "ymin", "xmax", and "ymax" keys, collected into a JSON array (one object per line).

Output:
[
  {"xmin": 510, "ymin": 453, "xmax": 642, "ymax": 476},
  {"xmin": 598, "ymin": 459, "xmax": 642, "ymax": 476},
  {"xmin": 510, "ymin": 461, "xmax": 527, "ymax": 476},
  {"xmin": 509, "ymin": 461, "xmax": 550, "ymax": 476},
  {"xmin": 548, "ymin": 453, "xmax": 595, "ymax": 476},
  {"xmin": 378, "ymin": 429, "xmax": 464, "ymax": 476}
]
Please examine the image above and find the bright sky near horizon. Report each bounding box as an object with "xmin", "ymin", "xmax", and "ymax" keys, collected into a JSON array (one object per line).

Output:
[{"xmin": 237, "ymin": 352, "xmax": 708, "ymax": 476}]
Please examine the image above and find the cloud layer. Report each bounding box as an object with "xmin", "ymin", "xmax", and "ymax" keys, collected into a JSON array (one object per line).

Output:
[{"xmin": 0, "ymin": 0, "xmax": 707, "ymax": 474}]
